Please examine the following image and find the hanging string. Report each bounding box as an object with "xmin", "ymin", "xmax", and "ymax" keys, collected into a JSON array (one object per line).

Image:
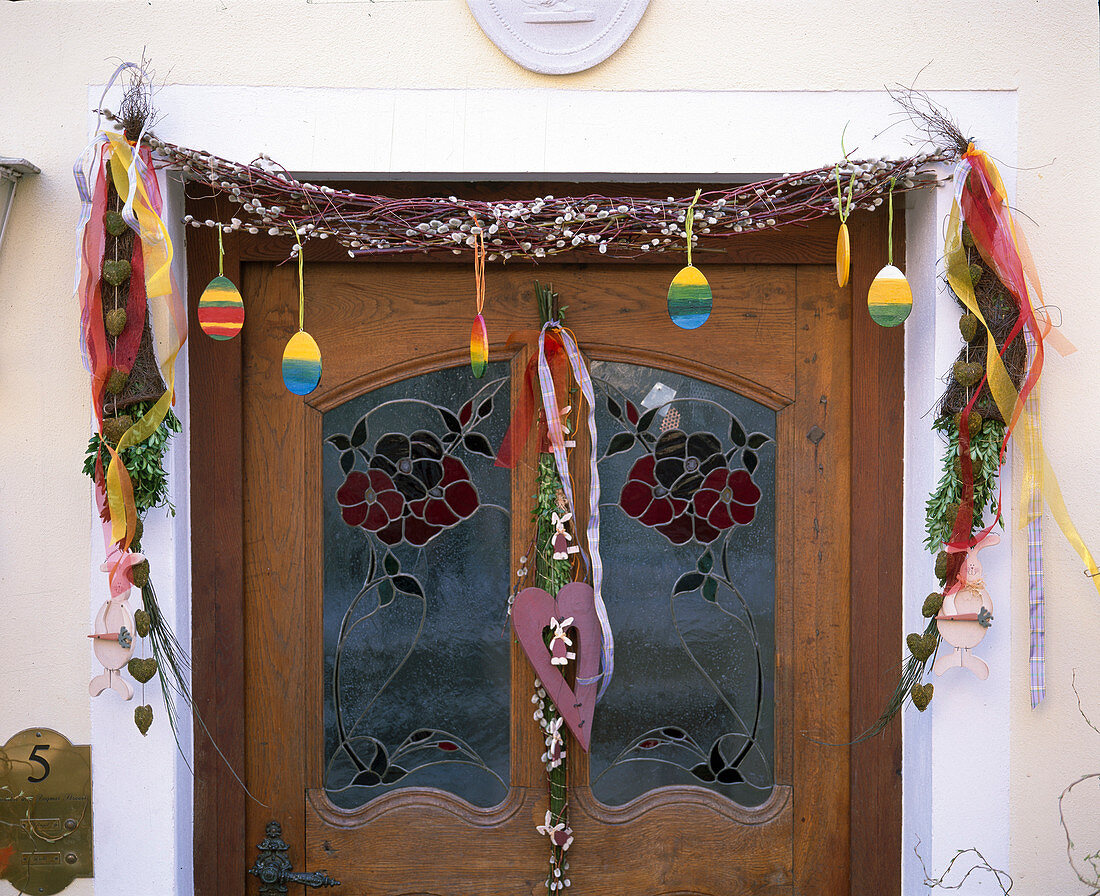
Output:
[
  {"xmin": 474, "ymin": 228, "xmax": 486, "ymax": 315},
  {"xmin": 217, "ymin": 227, "xmax": 224, "ymax": 278},
  {"xmin": 294, "ymin": 227, "xmax": 305, "ymax": 332},
  {"xmin": 685, "ymin": 188, "xmax": 701, "ymax": 267},
  {"xmin": 833, "ymin": 124, "xmax": 857, "ymax": 223},
  {"xmin": 887, "ymin": 177, "xmax": 896, "ymax": 266}
]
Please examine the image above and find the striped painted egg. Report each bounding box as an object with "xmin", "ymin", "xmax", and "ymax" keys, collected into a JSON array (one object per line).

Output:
[
  {"xmin": 667, "ymin": 265, "xmax": 712, "ymax": 330},
  {"xmin": 470, "ymin": 314, "xmax": 488, "ymax": 378},
  {"xmin": 836, "ymin": 223, "xmax": 850, "ymax": 288},
  {"xmin": 197, "ymin": 276, "xmax": 245, "ymax": 340},
  {"xmin": 867, "ymin": 264, "xmax": 913, "ymax": 328},
  {"xmin": 282, "ymin": 331, "xmax": 322, "ymax": 396}
]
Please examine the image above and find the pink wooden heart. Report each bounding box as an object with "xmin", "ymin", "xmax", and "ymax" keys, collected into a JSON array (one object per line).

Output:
[{"xmin": 512, "ymin": 582, "xmax": 601, "ymax": 752}]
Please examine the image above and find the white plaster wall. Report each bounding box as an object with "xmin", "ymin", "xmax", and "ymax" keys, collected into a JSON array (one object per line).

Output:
[{"xmin": 1, "ymin": 3, "xmax": 1098, "ymax": 895}]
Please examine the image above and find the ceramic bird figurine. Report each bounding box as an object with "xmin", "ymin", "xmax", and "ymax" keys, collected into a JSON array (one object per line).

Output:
[{"xmin": 933, "ymin": 532, "xmax": 998, "ymax": 680}]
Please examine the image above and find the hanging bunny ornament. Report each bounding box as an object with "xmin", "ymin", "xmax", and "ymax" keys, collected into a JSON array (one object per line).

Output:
[
  {"xmin": 88, "ymin": 549, "xmax": 144, "ymax": 699},
  {"xmin": 933, "ymin": 532, "xmax": 998, "ymax": 680}
]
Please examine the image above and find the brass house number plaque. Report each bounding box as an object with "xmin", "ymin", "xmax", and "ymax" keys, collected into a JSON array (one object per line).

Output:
[{"xmin": 0, "ymin": 729, "xmax": 92, "ymax": 895}]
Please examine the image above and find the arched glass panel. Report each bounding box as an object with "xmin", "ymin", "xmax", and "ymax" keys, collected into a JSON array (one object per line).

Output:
[
  {"xmin": 590, "ymin": 361, "xmax": 776, "ymax": 808},
  {"xmin": 321, "ymin": 363, "xmax": 512, "ymax": 808}
]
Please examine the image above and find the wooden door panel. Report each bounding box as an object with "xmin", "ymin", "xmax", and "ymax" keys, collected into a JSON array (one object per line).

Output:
[{"xmin": 240, "ymin": 258, "xmax": 844, "ymax": 896}]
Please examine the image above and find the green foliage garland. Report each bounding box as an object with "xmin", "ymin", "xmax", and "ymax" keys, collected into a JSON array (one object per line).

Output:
[{"xmin": 82, "ymin": 402, "xmax": 182, "ymax": 516}]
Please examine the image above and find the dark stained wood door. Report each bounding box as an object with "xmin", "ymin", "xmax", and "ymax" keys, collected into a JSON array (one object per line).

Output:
[{"xmin": 188, "ymin": 187, "xmax": 903, "ymax": 896}]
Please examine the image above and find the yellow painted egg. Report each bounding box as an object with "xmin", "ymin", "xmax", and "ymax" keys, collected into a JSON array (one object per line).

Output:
[
  {"xmin": 836, "ymin": 223, "xmax": 850, "ymax": 288},
  {"xmin": 867, "ymin": 264, "xmax": 913, "ymax": 328},
  {"xmin": 282, "ymin": 331, "xmax": 322, "ymax": 396},
  {"xmin": 667, "ymin": 265, "xmax": 712, "ymax": 330}
]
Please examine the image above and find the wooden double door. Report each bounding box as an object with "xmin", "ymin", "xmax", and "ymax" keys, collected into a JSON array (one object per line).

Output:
[{"xmin": 188, "ymin": 185, "xmax": 902, "ymax": 896}]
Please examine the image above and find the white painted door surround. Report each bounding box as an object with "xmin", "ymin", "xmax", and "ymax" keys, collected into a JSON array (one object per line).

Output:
[{"xmin": 88, "ymin": 84, "xmax": 1016, "ymax": 896}]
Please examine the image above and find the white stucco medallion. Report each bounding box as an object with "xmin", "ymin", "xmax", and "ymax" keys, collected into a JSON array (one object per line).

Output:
[{"xmin": 466, "ymin": 0, "xmax": 650, "ymax": 74}]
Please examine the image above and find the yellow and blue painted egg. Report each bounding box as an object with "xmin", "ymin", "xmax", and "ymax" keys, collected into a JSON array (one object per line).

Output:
[
  {"xmin": 667, "ymin": 265, "xmax": 712, "ymax": 330},
  {"xmin": 867, "ymin": 264, "xmax": 913, "ymax": 328},
  {"xmin": 282, "ymin": 330, "xmax": 322, "ymax": 396}
]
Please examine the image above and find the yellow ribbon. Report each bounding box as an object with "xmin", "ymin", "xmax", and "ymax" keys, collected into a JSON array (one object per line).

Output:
[
  {"xmin": 102, "ymin": 133, "xmax": 186, "ymax": 547},
  {"xmin": 945, "ymin": 149, "xmax": 1099, "ymax": 589}
]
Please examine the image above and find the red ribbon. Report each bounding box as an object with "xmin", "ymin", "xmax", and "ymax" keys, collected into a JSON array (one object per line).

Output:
[{"xmin": 495, "ymin": 330, "xmax": 569, "ymax": 468}]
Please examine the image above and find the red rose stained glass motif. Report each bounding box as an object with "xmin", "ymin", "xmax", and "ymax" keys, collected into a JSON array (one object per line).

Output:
[
  {"xmin": 336, "ymin": 470, "xmax": 405, "ymax": 534},
  {"xmin": 619, "ymin": 429, "xmax": 760, "ymax": 545}
]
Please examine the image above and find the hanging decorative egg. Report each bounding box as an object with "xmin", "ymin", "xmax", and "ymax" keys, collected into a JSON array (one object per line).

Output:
[
  {"xmin": 666, "ymin": 265, "xmax": 712, "ymax": 330},
  {"xmin": 470, "ymin": 313, "xmax": 488, "ymax": 378},
  {"xmin": 836, "ymin": 222, "xmax": 850, "ymax": 287},
  {"xmin": 282, "ymin": 330, "xmax": 322, "ymax": 396},
  {"xmin": 197, "ymin": 275, "xmax": 245, "ymax": 340},
  {"xmin": 867, "ymin": 264, "xmax": 913, "ymax": 328}
]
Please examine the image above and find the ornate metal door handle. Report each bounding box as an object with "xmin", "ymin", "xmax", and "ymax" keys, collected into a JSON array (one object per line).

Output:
[{"xmin": 248, "ymin": 820, "xmax": 341, "ymax": 894}]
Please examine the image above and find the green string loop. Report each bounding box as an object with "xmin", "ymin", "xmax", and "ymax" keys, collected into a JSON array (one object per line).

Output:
[
  {"xmin": 685, "ymin": 188, "xmax": 701, "ymax": 267},
  {"xmin": 293, "ymin": 228, "xmax": 305, "ymax": 332},
  {"xmin": 887, "ymin": 176, "xmax": 896, "ymax": 267}
]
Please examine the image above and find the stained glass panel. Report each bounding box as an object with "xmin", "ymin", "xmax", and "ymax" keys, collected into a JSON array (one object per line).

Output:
[
  {"xmin": 590, "ymin": 361, "xmax": 776, "ymax": 808},
  {"xmin": 322, "ymin": 363, "xmax": 511, "ymax": 809}
]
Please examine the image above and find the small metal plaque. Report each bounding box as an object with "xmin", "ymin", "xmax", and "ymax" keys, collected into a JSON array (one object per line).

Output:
[{"xmin": 0, "ymin": 729, "xmax": 92, "ymax": 895}]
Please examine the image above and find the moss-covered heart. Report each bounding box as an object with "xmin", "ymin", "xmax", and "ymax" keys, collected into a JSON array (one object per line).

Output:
[
  {"xmin": 907, "ymin": 632, "xmax": 938, "ymax": 662},
  {"xmin": 134, "ymin": 609, "xmax": 151, "ymax": 638},
  {"xmin": 127, "ymin": 657, "xmax": 158, "ymax": 683},
  {"xmin": 922, "ymin": 592, "xmax": 945, "ymax": 618},
  {"xmin": 968, "ymin": 262, "xmax": 984, "ymax": 287},
  {"xmin": 935, "ymin": 550, "xmax": 949, "ymax": 583},
  {"xmin": 102, "ymin": 259, "xmax": 132, "ymax": 287},
  {"xmin": 910, "ymin": 682, "xmax": 934, "ymax": 712},
  {"xmin": 130, "ymin": 559, "xmax": 150, "ymax": 589},
  {"xmin": 105, "ymin": 210, "xmax": 128, "ymax": 237},
  {"xmin": 134, "ymin": 704, "xmax": 153, "ymax": 736},
  {"xmin": 959, "ymin": 313, "xmax": 979, "ymax": 343},
  {"xmin": 953, "ymin": 360, "xmax": 984, "ymax": 387},
  {"xmin": 105, "ymin": 307, "xmax": 128, "ymax": 337}
]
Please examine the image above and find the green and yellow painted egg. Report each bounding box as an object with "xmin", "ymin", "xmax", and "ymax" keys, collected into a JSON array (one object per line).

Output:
[
  {"xmin": 198, "ymin": 276, "xmax": 245, "ymax": 340},
  {"xmin": 282, "ymin": 330, "xmax": 322, "ymax": 396},
  {"xmin": 836, "ymin": 223, "xmax": 850, "ymax": 288},
  {"xmin": 667, "ymin": 265, "xmax": 712, "ymax": 330},
  {"xmin": 867, "ymin": 264, "xmax": 913, "ymax": 328},
  {"xmin": 470, "ymin": 314, "xmax": 488, "ymax": 378}
]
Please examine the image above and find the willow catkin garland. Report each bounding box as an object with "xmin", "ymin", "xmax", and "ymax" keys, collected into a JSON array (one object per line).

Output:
[{"xmin": 108, "ymin": 112, "xmax": 954, "ymax": 262}]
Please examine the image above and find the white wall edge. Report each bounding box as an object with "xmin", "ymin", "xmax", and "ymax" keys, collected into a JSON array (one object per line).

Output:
[{"xmin": 87, "ymin": 84, "xmax": 1017, "ymax": 896}]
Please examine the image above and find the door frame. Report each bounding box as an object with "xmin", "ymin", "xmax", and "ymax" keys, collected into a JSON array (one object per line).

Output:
[{"xmin": 186, "ymin": 181, "xmax": 904, "ymax": 896}]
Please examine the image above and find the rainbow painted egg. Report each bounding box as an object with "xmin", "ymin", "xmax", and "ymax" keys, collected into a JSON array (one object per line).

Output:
[
  {"xmin": 282, "ymin": 331, "xmax": 322, "ymax": 396},
  {"xmin": 667, "ymin": 265, "xmax": 712, "ymax": 330},
  {"xmin": 198, "ymin": 276, "xmax": 245, "ymax": 340},
  {"xmin": 867, "ymin": 264, "xmax": 913, "ymax": 328},
  {"xmin": 470, "ymin": 314, "xmax": 488, "ymax": 378}
]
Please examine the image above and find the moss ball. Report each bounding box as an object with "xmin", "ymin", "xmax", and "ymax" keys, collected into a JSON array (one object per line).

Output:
[
  {"xmin": 968, "ymin": 262, "xmax": 984, "ymax": 286},
  {"xmin": 100, "ymin": 414, "xmax": 133, "ymax": 445},
  {"xmin": 105, "ymin": 369, "xmax": 129, "ymax": 395},
  {"xmin": 954, "ymin": 411, "xmax": 984, "ymax": 437},
  {"xmin": 961, "ymin": 225, "xmax": 975, "ymax": 248},
  {"xmin": 105, "ymin": 308, "xmax": 128, "ymax": 337}
]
